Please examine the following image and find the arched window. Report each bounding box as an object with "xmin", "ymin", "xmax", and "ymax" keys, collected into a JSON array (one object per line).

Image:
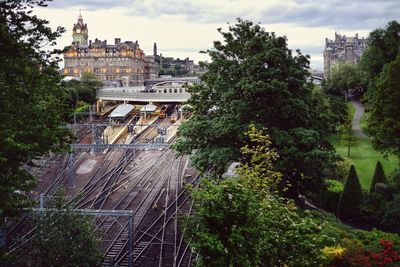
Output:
[{"xmin": 174, "ymin": 88, "xmax": 177, "ymax": 93}]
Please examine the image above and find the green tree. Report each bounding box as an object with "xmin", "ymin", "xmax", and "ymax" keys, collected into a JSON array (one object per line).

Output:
[
  {"xmin": 358, "ymin": 20, "xmax": 400, "ymax": 96},
  {"xmin": 337, "ymin": 165, "xmax": 364, "ymax": 219},
  {"xmin": 0, "ymin": 0, "xmax": 71, "ymax": 224},
  {"xmin": 63, "ymin": 72, "xmax": 102, "ymax": 104},
  {"xmin": 28, "ymin": 199, "xmax": 102, "ymax": 266},
  {"xmin": 339, "ymin": 119, "xmax": 359, "ymax": 158},
  {"xmin": 367, "ymin": 56, "xmax": 400, "ymax": 165},
  {"xmin": 370, "ymin": 161, "xmax": 388, "ymax": 193},
  {"xmin": 237, "ymin": 125, "xmax": 282, "ymax": 193},
  {"xmin": 325, "ymin": 63, "xmax": 362, "ymax": 100},
  {"xmin": 174, "ymin": 19, "xmax": 336, "ymax": 198}
]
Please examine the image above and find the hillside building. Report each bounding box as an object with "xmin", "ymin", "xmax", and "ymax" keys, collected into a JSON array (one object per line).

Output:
[{"xmin": 323, "ymin": 32, "xmax": 368, "ymax": 78}]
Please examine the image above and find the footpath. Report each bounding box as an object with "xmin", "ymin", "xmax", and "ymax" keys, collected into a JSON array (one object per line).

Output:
[{"xmin": 349, "ymin": 96, "xmax": 368, "ymax": 138}]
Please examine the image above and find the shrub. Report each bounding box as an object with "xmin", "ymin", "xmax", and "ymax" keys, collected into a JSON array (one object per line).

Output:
[
  {"xmin": 370, "ymin": 161, "xmax": 388, "ymax": 193},
  {"xmin": 381, "ymin": 196, "xmax": 400, "ymax": 233},
  {"xmin": 337, "ymin": 165, "xmax": 364, "ymax": 219}
]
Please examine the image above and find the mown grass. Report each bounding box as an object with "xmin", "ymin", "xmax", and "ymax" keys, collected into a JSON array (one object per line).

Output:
[
  {"xmin": 329, "ymin": 135, "xmax": 398, "ymax": 189},
  {"xmin": 360, "ymin": 111, "xmax": 368, "ymax": 134},
  {"xmin": 347, "ymin": 102, "xmax": 355, "ymax": 120}
]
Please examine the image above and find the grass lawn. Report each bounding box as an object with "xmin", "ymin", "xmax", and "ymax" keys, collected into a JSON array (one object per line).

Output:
[
  {"xmin": 360, "ymin": 111, "xmax": 368, "ymax": 133},
  {"xmin": 329, "ymin": 135, "xmax": 398, "ymax": 189},
  {"xmin": 347, "ymin": 102, "xmax": 355, "ymax": 119}
]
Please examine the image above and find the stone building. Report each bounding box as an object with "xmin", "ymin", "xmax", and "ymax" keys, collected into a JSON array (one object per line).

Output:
[
  {"xmin": 323, "ymin": 32, "xmax": 368, "ymax": 78},
  {"xmin": 63, "ymin": 13, "xmax": 159, "ymax": 86},
  {"xmin": 169, "ymin": 57, "xmax": 194, "ymax": 72}
]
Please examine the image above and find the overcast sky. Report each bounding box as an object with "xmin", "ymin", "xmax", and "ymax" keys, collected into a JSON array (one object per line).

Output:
[{"xmin": 34, "ymin": 0, "xmax": 399, "ymax": 70}]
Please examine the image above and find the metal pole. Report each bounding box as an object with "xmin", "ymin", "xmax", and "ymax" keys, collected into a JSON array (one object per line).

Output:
[
  {"xmin": 69, "ymin": 153, "xmax": 75, "ymax": 188},
  {"xmin": 128, "ymin": 215, "xmax": 133, "ymax": 267},
  {"xmin": 40, "ymin": 193, "xmax": 45, "ymax": 209}
]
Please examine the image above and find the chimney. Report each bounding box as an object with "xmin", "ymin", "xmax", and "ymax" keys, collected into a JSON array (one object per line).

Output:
[
  {"xmin": 115, "ymin": 38, "xmax": 121, "ymax": 45},
  {"xmin": 153, "ymin": 42, "xmax": 157, "ymax": 57},
  {"xmin": 89, "ymin": 40, "xmax": 92, "ymax": 47}
]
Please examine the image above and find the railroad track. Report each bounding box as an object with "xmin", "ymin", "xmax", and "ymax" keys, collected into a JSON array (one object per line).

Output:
[{"xmin": 6, "ymin": 115, "xmax": 199, "ymax": 267}]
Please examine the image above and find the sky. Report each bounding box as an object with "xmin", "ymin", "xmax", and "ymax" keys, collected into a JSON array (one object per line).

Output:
[{"xmin": 34, "ymin": 0, "xmax": 400, "ymax": 70}]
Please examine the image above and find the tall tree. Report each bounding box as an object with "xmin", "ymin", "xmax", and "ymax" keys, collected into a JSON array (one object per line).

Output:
[
  {"xmin": 0, "ymin": 0, "xmax": 71, "ymax": 223},
  {"xmin": 14, "ymin": 193, "xmax": 102, "ymax": 266},
  {"xmin": 174, "ymin": 19, "xmax": 336, "ymax": 198},
  {"xmin": 367, "ymin": 56, "xmax": 400, "ymax": 164},
  {"xmin": 370, "ymin": 161, "xmax": 388, "ymax": 193},
  {"xmin": 358, "ymin": 20, "xmax": 400, "ymax": 97},
  {"xmin": 339, "ymin": 113, "xmax": 359, "ymax": 158},
  {"xmin": 337, "ymin": 165, "xmax": 364, "ymax": 219}
]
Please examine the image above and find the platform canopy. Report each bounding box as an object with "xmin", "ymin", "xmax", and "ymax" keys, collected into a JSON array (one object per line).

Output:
[
  {"xmin": 140, "ymin": 104, "xmax": 157, "ymax": 113},
  {"xmin": 109, "ymin": 104, "xmax": 134, "ymax": 118}
]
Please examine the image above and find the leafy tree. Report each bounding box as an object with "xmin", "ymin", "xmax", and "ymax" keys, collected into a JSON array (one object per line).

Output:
[
  {"xmin": 339, "ymin": 118, "xmax": 359, "ymax": 158},
  {"xmin": 63, "ymin": 72, "xmax": 102, "ymax": 104},
  {"xmin": 174, "ymin": 19, "xmax": 336, "ymax": 198},
  {"xmin": 337, "ymin": 165, "xmax": 364, "ymax": 219},
  {"xmin": 0, "ymin": 0, "xmax": 71, "ymax": 225},
  {"xmin": 358, "ymin": 20, "xmax": 400, "ymax": 96},
  {"xmin": 367, "ymin": 56, "xmax": 400, "ymax": 164},
  {"xmin": 370, "ymin": 161, "xmax": 388, "ymax": 193},
  {"xmin": 325, "ymin": 63, "xmax": 362, "ymax": 100},
  {"xmin": 237, "ymin": 125, "xmax": 282, "ymax": 193},
  {"xmin": 25, "ymin": 194, "xmax": 101, "ymax": 266}
]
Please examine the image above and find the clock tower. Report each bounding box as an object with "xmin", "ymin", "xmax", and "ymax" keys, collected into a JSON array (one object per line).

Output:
[{"xmin": 72, "ymin": 11, "xmax": 88, "ymax": 45}]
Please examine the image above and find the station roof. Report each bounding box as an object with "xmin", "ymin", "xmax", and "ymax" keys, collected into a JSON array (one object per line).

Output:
[
  {"xmin": 110, "ymin": 104, "xmax": 134, "ymax": 118},
  {"xmin": 101, "ymin": 86, "xmax": 145, "ymax": 92},
  {"xmin": 140, "ymin": 104, "xmax": 157, "ymax": 112}
]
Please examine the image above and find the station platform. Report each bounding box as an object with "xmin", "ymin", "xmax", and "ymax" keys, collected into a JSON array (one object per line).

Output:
[{"xmin": 165, "ymin": 119, "xmax": 181, "ymax": 142}]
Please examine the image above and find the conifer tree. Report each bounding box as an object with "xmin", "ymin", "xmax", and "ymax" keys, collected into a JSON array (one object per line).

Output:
[
  {"xmin": 370, "ymin": 161, "xmax": 388, "ymax": 193},
  {"xmin": 337, "ymin": 165, "xmax": 364, "ymax": 219}
]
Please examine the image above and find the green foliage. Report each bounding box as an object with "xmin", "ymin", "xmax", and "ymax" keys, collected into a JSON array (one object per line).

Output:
[
  {"xmin": 337, "ymin": 165, "xmax": 364, "ymax": 219},
  {"xmin": 310, "ymin": 86, "xmax": 337, "ymax": 135},
  {"xmin": 237, "ymin": 125, "xmax": 282, "ymax": 193},
  {"xmin": 62, "ymin": 72, "xmax": 102, "ymax": 105},
  {"xmin": 370, "ymin": 161, "xmax": 388, "ymax": 193},
  {"xmin": 174, "ymin": 19, "xmax": 336, "ymax": 193},
  {"xmin": 326, "ymin": 179, "xmax": 344, "ymax": 194},
  {"xmin": 382, "ymin": 196, "xmax": 400, "ymax": 233},
  {"xmin": 361, "ymin": 192, "xmax": 388, "ymax": 224},
  {"xmin": 325, "ymin": 62, "xmax": 363, "ymax": 98},
  {"xmin": 186, "ymin": 178, "xmax": 326, "ymax": 267},
  {"xmin": 318, "ymin": 179, "xmax": 344, "ymax": 212},
  {"xmin": 335, "ymin": 157, "xmax": 353, "ymax": 182},
  {"xmin": 328, "ymin": 135, "xmax": 398, "ymax": 189},
  {"xmin": 28, "ymin": 196, "xmax": 101, "ymax": 266},
  {"xmin": 367, "ymin": 56, "xmax": 400, "ymax": 160},
  {"xmin": 358, "ymin": 20, "xmax": 400, "ymax": 93},
  {"xmin": 0, "ymin": 0, "xmax": 72, "ymax": 222},
  {"xmin": 338, "ymin": 105, "xmax": 359, "ymax": 157}
]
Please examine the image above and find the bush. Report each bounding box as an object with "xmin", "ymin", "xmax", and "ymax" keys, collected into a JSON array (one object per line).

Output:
[
  {"xmin": 370, "ymin": 161, "xmax": 388, "ymax": 193},
  {"xmin": 337, "ymin": 165, "xmax": 364, "ymax": 219},
  {"xmin": 381, "ymin": 196, "xmax": 400, "ymax": 233},
  {"xmin": 335, "ymin": 158, "xmax": 353, "ymax": 182}
]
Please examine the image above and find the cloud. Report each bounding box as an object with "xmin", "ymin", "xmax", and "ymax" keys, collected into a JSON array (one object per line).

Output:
[{"xmin": 46, "ymin": 0, "xmax": 399, "ymax": 31}]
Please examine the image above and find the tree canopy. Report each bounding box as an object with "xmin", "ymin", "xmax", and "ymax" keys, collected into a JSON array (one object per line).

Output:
[
  {"xmin": 367, "ymin": 56, "xmax": 400, "ymax": 161},
  {"xmin": 0, "ymin": 0, "xmax": 71, "ymax": 221},
  {"xmin": 174, "ymin": 19, "xmax": 336, "ymax": 197},
  {"xmin": 358, "ymin": 20, "xmax": 400, "ymax": 92}
]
